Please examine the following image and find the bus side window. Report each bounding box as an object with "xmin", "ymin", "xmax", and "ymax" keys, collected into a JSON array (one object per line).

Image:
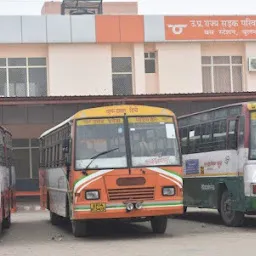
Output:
[
  {"xmin": 48, "ymin": 147, "xmax": 51, "ymax": 168},
  {"xmin": 188, "ymin": 127, "xmax": 195, "ymax": 154},
  {"xmin": 188, "ymin": 126, "xmax": 200, "ymax": 154},
  {"xmin": 44, "ymin": 147, "xmax": 47, "ymax": 168},
  {"xmin": 213, "ymin": 120, "xmax": 226, "ymax": 151},
  {"xmin": 201, "ymin": 122, "xmax": 212, "ymax": 152},
  {"xmin": 238, "ymin": 116, "xmax": 245, "ymax": 147},
  {"xmin": 227, "ymin": 119, "xmax": 238, "ymax": 150},
  {"xmin": 180, "ymin": 127, "xmax": 188, "ymax": 154},
  {"xmin": 194, "ymin": 125, "xmax": 201, "ymax": 153}
]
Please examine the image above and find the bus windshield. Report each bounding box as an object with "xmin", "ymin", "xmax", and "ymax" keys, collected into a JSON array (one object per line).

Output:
[
  {"xmin": 250, "ymin": 112, "xmax": 256, "ymax": 159},
  {"xmin": 128, "ymin": 116, "xmax": 181, "ymax": 167},
  {"xmin": 75, "ymin": 118, "xmax": 127, "ymax": 169},
  {"xmin": 75, "ymin": 115, "xmax": 181, "ymax": 170}
]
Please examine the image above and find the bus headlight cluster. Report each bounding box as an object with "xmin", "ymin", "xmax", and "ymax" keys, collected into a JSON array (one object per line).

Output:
[
  {"xmin": 85, "ymin": 190, "xmax": 99, "ymax": 200},
  {"xmin": 125, "ymin": 202, "xmax": 143, "ymax": 211},
  {"xmin": 162, "ymin": 186, "xmax": 175, "ymax": 196}
]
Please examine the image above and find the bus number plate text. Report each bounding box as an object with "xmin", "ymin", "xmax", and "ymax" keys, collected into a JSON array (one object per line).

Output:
[{"xmin": 90, "ymin": 203, "xmax": 106, "ymax": 212}]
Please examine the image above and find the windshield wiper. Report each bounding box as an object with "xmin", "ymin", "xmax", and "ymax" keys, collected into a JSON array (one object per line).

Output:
[{"xmin": 82, "ymin": 147, "xmax": 119, "ymax": 175}]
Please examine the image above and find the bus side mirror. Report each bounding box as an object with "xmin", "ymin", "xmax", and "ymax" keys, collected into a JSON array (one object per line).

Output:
[{"xmin": 62, "ymin": 139, "xmax": 69, "ymax": 154}]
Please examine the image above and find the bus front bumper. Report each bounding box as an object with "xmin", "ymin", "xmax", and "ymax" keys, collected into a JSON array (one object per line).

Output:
[{"xmin": 72, "ymin": 201, "xmax": 183, "ymax": 220}]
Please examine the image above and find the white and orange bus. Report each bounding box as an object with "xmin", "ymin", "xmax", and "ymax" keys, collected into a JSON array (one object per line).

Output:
[
  {"xmin": 0, "ymin": 127, "xmax": 14, "ymax": 233},
  {"xmin": 39, "ymin": 105, "xmax": 183, "ymax": 237}
]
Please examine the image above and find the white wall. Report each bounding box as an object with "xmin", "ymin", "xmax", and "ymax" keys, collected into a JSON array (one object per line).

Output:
[
  {"xmin": 133, "ymin": 43, "xmax": 146, "ymax": 94},
  {"xmin": 156, "ymin": 43, "xmax": 202, "ymax": 93},
  {"xmin": 48, "ymin": 44, "xmax": 112, "ymax": 96}
]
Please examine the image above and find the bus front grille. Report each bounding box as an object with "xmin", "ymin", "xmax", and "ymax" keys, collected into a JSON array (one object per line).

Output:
[{"xmin": 108, "ymin": 187, "xmax": 155, "ymax": 201}]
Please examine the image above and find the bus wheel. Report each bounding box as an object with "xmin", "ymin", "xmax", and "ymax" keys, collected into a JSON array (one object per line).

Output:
[
  {"xmin": 2, "ymin": 212, "xmax": 11, "ymax": 229},
  {"xmin": 71, "ymin": 220, "xmax": 88, "ymax": 237},
  {"xmin": 50, "ymin": 211, "xmax": 62, "ymax": 226},
  {"xmin": 151, "ymin": 216, "xmax": 168, "ymax": 234},
  {"xmin": 220, "ymin": 190, "xmax": 244, "ymax": 227}
]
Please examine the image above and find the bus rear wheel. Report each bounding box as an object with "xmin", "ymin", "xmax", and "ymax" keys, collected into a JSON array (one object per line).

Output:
[
  {"xmin": 151, "ymin": 216, "xmax": 168, "ymax": 234},
  {"xmin": 71, "ymin": 220, "xmax": 88, "ymax": 237},
  {"xmin": 2, "ymin": 212, "xmax": 11, "ymax": 229},
  {"xmin": 220, "ymin": 190, "xmax": 244, "ymax": 227}
]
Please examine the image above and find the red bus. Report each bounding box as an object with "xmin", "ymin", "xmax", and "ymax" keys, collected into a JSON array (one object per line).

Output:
[{"xmin": 0, "ymin": 127, "xmax": 14, "ymax": 233}]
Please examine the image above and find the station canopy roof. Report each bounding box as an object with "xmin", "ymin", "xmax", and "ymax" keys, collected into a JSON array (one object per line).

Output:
[{"xmin": 0, "ymin": 92, "xmax": 255, "ymax": 106}]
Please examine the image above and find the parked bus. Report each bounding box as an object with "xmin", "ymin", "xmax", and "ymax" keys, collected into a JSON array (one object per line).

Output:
[
  {"xmin": 177, "ymin": 101, "xmax": 256, "ymax": 227},
  {"xmin": 0, "ymin": 127, "xmax": 14, "ymax": 233},
  {"xmin": 39, "ymin": 104, "xmax": 183, "ymax": 237}
]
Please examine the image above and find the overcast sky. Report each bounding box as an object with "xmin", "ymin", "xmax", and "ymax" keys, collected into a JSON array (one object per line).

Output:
[{"xmin": 0, "ymin": 0, "xmax": 256, "ymax": 15}]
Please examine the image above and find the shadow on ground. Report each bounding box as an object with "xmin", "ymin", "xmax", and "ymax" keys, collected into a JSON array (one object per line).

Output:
[
  {"xmin": 54, "ymin": 217, "xmax": 172, "ymax": 241},
  {"xmin": 1, "ymin": 213, "xmax": 171, "ymax": 245},
  {"xmin": 174, "ymin": 209, "xmax": 256, "ymax": 229},
  {"xmin": 3, "ymin": 208, "xmax": 256, "ymax": 245}
]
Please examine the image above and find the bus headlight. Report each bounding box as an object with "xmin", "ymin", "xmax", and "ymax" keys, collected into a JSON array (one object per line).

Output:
[
  {"xmin": 162, "ymin": 186, "xmax": 175, "ymax": 196},
  {"xmin": 85, "ymin": 190, "xmax": 99, "ymax": 200},
  {"xmin": 135, "ymin": 202, "xmax": 143, "ymax": 210},
  {"xmin": 126, "ymin": 202, "xmax": 134, "ymax": 211}
]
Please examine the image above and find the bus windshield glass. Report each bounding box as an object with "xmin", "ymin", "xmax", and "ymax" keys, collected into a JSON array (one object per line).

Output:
[
  {"xmin": 75, "ymin": 118, "xmax": 127, "ymax": 169},
  {"xmin": 128, "ymin": 116, "xmax": 181, "ymax": 167},
  {"xmin": 250, "ymin": 112, "xmax": 256, "ymax": 159}
]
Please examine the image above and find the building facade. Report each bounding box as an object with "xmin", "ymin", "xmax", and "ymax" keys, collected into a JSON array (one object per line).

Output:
[
  {"xmin": 1, "ymin": 15, "xmax": 256, "ymax": 97},
  {"xmin": 1, "ymin": 11, "xmax": 256, "ymax": 194},
  {"xmin": 0, "ymin": 15, "xmax": 255, "ymax": 98}
]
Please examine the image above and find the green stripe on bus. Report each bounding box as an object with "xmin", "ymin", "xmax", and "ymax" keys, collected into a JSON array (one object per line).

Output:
[
  {"xmin": 160, "ymin": 168, "xmax": 182, "ymax": 179},
  {"xmin": 74, "ymin": 174, "xmax": 93, "ymax": 187}
]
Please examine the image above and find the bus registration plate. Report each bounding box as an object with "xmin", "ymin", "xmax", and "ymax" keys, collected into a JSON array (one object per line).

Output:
[{"xmin": 90, "ymin": 203, "xmax": 106, "ymax": 212}]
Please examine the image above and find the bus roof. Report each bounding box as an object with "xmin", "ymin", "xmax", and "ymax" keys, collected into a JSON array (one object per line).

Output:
[
  {"xmin": 178, "ymin": 101, "xmax": 254, "ymax": 120},
  {"xmin": 39, "ymin": 104, "xmax": 174, "ymax": 139}
]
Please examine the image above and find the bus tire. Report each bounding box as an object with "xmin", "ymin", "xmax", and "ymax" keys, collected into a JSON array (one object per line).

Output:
[
  {"xmin": 220, "ymin": 190, "xmax": 244, "ymax": 227},
  {"xmin": 2, "ymin": 212, "xmax": 11, "ymax": 229},
  {"xmin": 71, "ymin": 220, "xmax": 88, "ymax": 237},
  {"xmin": 50, "ymin": 211, "xmax": 62, "ymax": 226},
  {"xmin": 151, "ymin": 216, "xmax": 168, "ymax": 234}
]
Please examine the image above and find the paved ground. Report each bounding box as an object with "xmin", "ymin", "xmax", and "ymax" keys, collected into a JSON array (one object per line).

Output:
[{"xmin": 1, "ymin": 208, "xmax": 256, "ymax": 256}]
